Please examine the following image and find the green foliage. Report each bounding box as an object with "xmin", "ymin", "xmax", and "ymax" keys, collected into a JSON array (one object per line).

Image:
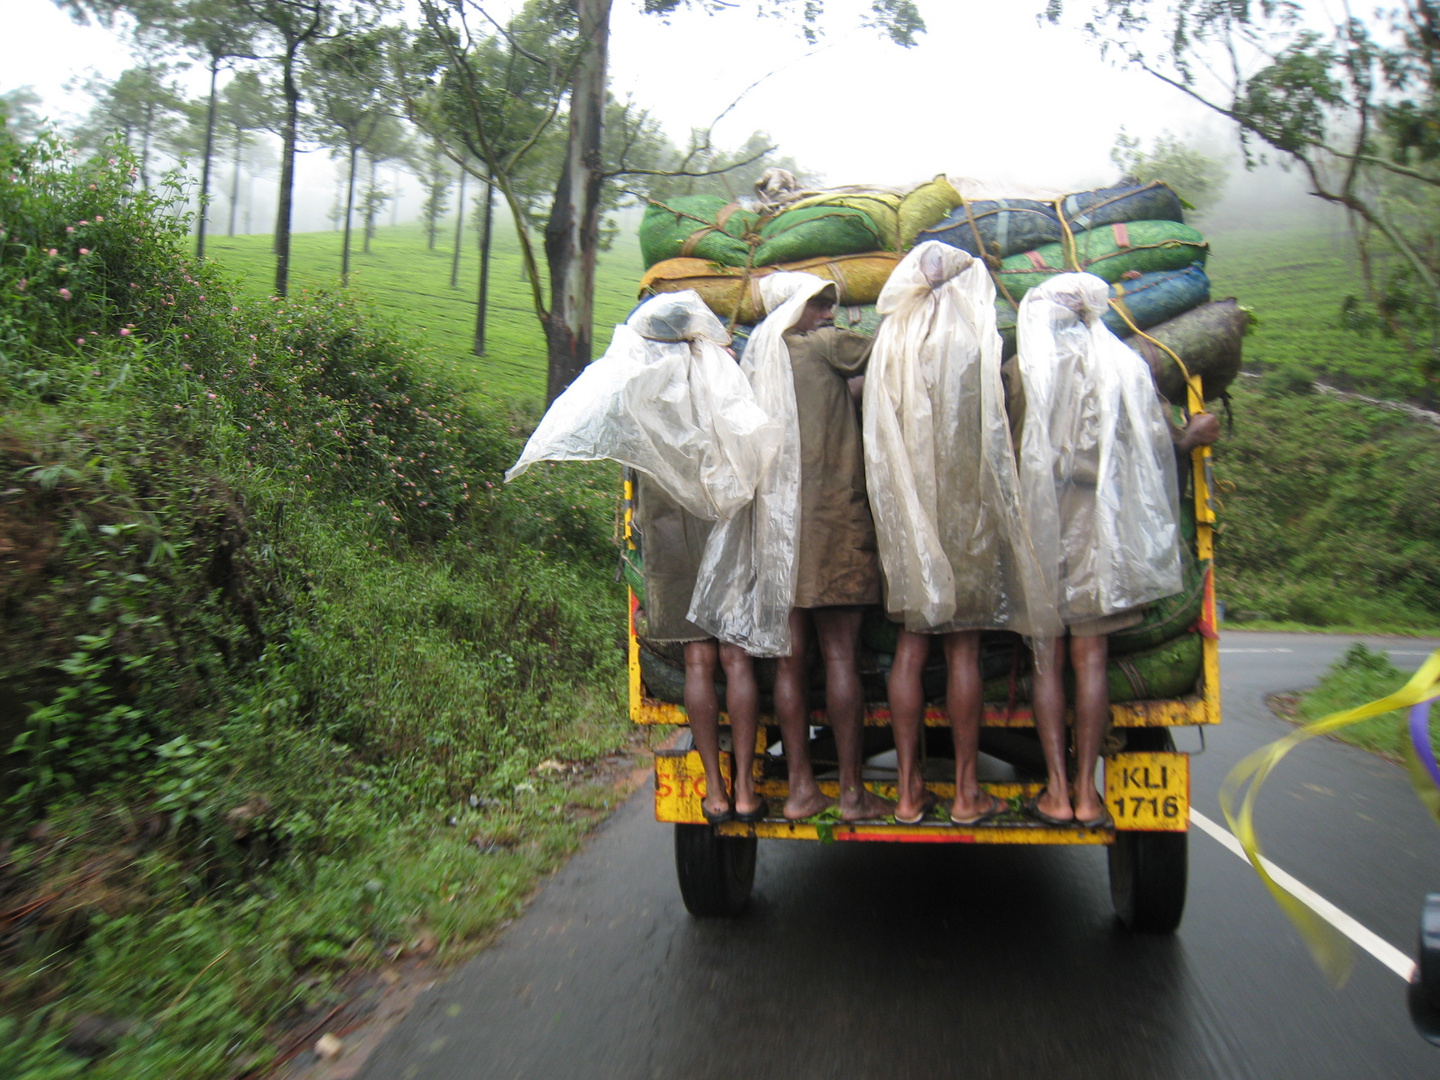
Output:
[
  {"xmin": 0, "ymin": 124, "xmax": 634, "ymax": 1074},
  {"xmin": 1205, "ymin": 218, "xmax": 1429, "ymax": 404},
  {"xmin": 201, "ymin": 217, "xmax": 644, "ymax": 403},
  {"xmin": 1050, "ymin": 1, "xmax": 1440, "ymax": 383},
  {"xmin": 1111, "ymin": 128, "xmax": 1227, "ymax": 216},
  {"xmin": 1211, "ymin": 381, "xmax": 1440, "ymax": 629},
  {"xmin": 1293, "ymin": 643, "xmax": 1436, "ymax": 759}
]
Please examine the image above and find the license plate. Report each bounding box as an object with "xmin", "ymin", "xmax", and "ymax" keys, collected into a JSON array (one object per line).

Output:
[{"xmin": 1105, "ymin": 751, "xmax": 1188, "ymax": 832}]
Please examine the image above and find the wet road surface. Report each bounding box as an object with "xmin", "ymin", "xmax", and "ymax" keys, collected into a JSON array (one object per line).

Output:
[{"xmin": 356, "ymin": 631, "xmax": 1440, "ymax": 1080}]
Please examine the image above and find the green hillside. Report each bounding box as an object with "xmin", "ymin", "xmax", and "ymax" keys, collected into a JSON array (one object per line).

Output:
[
  {"xmin": 204, "ymin": 219, "xmax": 647, "ymax": 403},
  {"xmin": 1205, "ymin": 216, "xmax": 1430, "ymax": 404}
]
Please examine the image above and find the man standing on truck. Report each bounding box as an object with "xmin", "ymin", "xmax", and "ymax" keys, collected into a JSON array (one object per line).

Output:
[
  {"xmin": 507, "ymin": 292, "xmax": 779, "ymax": 823},
  {"xmin": 1010, "ymin": 273, "xmax": 1215, "ymax": 827},
  {"xmin": 863, "ymin": 242, "xmax": 1062, "ymax": 825},
  {"xmin": 690, "ymin": 273, "xmax": 892, "ymax": 822}
]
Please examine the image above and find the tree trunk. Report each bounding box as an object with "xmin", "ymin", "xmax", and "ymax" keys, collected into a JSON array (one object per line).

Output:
[
  {"xmin": 228, "ymin": 133, "xmax": 242, "ymax": 237},
  {"xmin": 196, "ymin": 55, "xmax": 219, "ymax": 259},
  {"xmin": 139, "ymin": 98, "xmax": 154, "ymax": 190},
  {"xmin": 475, "ymin": 178, "xmax": 494, "ymax": 357},
  {"xmin": 450, "ymin": 168, "xmax": 466, "ymax": 288},
  {"xmin": 274, "ymin": 46, "xmax": 301, "ymax": 296},
  {"xmin": 364, "ymin": 154, "xmax": 377, "ymax": 254},
  {"xmin": 542, "ymin": 0, "xmax": 611, "ymax": 403},
  {"xmin": 341, "ymin": 141, "xmax": 357, "ymax": 283}
]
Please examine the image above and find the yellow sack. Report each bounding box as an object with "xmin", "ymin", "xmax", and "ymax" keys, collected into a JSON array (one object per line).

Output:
[
  {"xmin": 898, "ymin": 174, "xmax": 963, "ymax": 250},
  {"xmin": 639, "ymin": 252, "xmax": 903, "ymax": 324}
]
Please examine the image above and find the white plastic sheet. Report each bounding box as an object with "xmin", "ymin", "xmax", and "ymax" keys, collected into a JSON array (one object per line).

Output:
[
  {"xmin": 505, "ymin": 291, "xmax": 780, "ymax": 522},
  {"xmin": 1014, "ymin": 273, "xmax": 1182, "ymax": 623},
  {"xmin": 687, "ymin": 272, "xmax": 835, "ymax": 656},
  {"xmin": 863, "ymin": 242, "xmax": 1063, "ymax": 641}
]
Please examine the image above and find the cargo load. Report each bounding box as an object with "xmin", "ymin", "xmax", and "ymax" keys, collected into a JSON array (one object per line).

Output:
[
  {"xmin": 1122, "ymin": 298, "xmax": 1250, "ymax": 402},
  {"xmin": 918, "ymin": 181, "xmax": 1185, "ymax": 260},
  {"xmin": 992, "ymin": 220, "xmax": 1209, "ymax": 302},
  {"xmin": 639, "ymin": 195, "xmax": 758, "ymax": 268},
  {"xmin": 639, "ymin": 252, "xmax": 902, "ymax": 324}
]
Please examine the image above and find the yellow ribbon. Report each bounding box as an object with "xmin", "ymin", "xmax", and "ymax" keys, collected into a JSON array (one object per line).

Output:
[{"xmin": 1219, "ymin": 647, "xmax": 1440, "ymax": 985}]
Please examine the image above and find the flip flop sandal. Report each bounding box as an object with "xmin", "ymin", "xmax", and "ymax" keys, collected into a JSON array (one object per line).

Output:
[
  {"xmin": 702, "ymin": 803, "xmax": 735, "ymax": 825},
  {"xmin": 894, "ymin": 790, "xmax": 939, "ymax": 825},
  {"xmin": 733, "ymin": 797, "xmax": 770, "ymax": 824},
  {"xmin": 1022, "ymin": 794, "xmax": 1076, "ymax": 828},
  {"xmin": 949, "ymin": 792, "xmax": 1007, "ymax": 826},
  {"xmin": 1076, "ymin": 806, "xmax": 1115, "ymax": 829}
]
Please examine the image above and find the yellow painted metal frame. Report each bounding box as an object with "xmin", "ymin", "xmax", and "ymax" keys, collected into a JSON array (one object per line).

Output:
[{"xmin": 654, "ymin": 747, "xmax": 1188, "ymax": 843}]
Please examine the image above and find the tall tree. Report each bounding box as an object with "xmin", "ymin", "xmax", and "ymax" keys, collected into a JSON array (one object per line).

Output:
[
  {"xmin": 539, "ymin": 0, "xmax": 924, "ymax": 401},
  {"xmin": 415, "ymin": 138, "xmax": 455, "ymax": 250},
  {"xmin": 1046, "ymin": 0, "xmax": 1440, "ymax": 383},
  {"xmin": 1110, "ymin": 129, "xmax": 1227, "ymax": 218},
  {"xmin": 307, "ymin": 27, "xmax": 394, "ymax": 282},
  {"xmin": 403, "ymin": 0, "xmax": 922, "ymax": 401},
  {"xmin": 75, "ymin": 62, "xmax": 185, "ymax": 187},
  {"xmin": 216, "ymin": 70, "xmax": 274, "ymax": 235},
  {"xmin": 1, "ymin": 88, "xmax": 46, "ymax": 140}
]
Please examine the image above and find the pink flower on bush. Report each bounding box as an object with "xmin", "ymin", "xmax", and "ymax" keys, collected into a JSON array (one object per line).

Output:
[
  {"xmin": 119, "ymin": 328, "xmax": 130, "ymax": 336},
  {"xmin": 76, "ymin": 337, "xmax": 84, "ymax": 345},
  {"xmin": 94, "ymin": 216, "xmax": 103, "ymax": 223},
  {"xmin": 66, "ymin": 226, "xmax": 74, "ymax": 233},
  {"xmin": 15, "ymin": 278, "xmax": 25, "ymax": 291},
  {"xmin": 48, "ymin": 248, "xmax": 57, "ymax": 257},
  {"xmin": 58, "ymin": 288, "xmax": 72, "ymax": 301},
  {"xmin": 79, "ymin": 248, "xmax": 90, "ymax": 256}
]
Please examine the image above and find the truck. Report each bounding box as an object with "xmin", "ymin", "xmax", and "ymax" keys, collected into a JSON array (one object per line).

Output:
[{"xmin": 623, "ymin": 432, "xmax": 1221, "ymax": 933}]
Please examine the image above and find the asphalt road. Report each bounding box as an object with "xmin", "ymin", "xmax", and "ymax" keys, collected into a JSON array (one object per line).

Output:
[{"xmin": 355, "ymin": 631, "xmax": 1440, "ymax": 1080}]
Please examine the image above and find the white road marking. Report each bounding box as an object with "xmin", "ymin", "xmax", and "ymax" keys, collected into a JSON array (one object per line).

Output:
[
  {"xmin": 1218, "ymin": 647, "xmax": 1295, "ymax": 654},
  {"xmin": 1189, "ymin": 809, "xmax": 1416, "ymax": 981}
]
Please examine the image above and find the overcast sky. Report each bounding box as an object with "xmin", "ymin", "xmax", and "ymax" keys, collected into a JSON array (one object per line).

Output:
[{"xmin": 4, "ymin": 0, "xmax": 1323, "ymax": 228}]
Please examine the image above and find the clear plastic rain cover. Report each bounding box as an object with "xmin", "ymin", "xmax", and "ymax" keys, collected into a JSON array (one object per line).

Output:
[
  {"xmin": 687, "ymin": 272, "xmax": 836, "ymax": 656},
  {"xmin": 505, "ymin": 291, "xmax": 780, "ymax": 522},
  {"xmin": 1014, "ymin": 273, "xmax": 1182, "ymax": 623},
  {"xmin": 863, "ymin": 242, "xmax": 1062, "ymax": 641}
]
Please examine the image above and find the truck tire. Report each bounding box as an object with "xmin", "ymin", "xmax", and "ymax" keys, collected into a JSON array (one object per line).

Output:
[
  {"xmin": 1108, "ymin": 728, "xmax": 1188, "ymax": 933},
  {"xmin": 674, "ymin": 824, "xmax": 756, "ymax": 918}
]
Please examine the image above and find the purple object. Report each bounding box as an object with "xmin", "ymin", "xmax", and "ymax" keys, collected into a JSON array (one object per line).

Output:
[{"xmin": 1411, "ymin": 697, "xmax": 1440, "ymax": 790}]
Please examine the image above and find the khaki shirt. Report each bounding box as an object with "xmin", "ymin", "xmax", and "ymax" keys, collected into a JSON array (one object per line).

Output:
[{"xmin": 785, "ymin": 326, "xmax": 882, "ymax": 608}]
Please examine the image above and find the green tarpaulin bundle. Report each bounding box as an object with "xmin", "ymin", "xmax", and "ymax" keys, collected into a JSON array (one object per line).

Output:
[{"xmin": 993, "ymin": 220, "xmax": 1208, "ymax": 303}]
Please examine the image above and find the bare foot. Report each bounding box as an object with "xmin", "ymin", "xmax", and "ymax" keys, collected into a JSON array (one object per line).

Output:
[
  {"xmin": 839, "ymin": 786, "xmax": 894, "ymax": 822},
  {"xmin": 784, "ymin": 788, "xmax": 834, "ymax": 821},
  {"xmin": 701, "ymin": 793, "xmax": 732, "ymax": 821}
]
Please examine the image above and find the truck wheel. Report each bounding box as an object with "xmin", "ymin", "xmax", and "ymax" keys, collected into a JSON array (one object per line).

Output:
[
  {"xmin": 1109, "ymin": 728, "xmax": 1188, "ymax": 933},
  {"xmin": 674, "ymin": 824, "xmax": 756, "ymax": 917}
]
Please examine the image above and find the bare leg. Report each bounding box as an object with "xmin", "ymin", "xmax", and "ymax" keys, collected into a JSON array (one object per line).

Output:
[
  {"xmin": 684, "ymin": 640, "xmax": 729, "ymax": 819},
  {"xmin": 887, "ymin": 629, "xmax": 931, "ymax": 822},
  {"xmin": 1070, "ymin": 634, "xmax": 1110, "ymax": 823},
  {"xmin": 945, "ymin": 630, "xmax": 998, "ymax": 821},
  {"xmin": 776, "ymin": 609, "xmax": 831, "ymax": 820},
  {"xmin": 814, "ymin": 606, "xmax": 893, "ymax": 822},
  {"xmin": 719, "ymin": 644, "xmax": 763, "ymax": 818},
  {"xmin": 1030, "ymin": 635, "xmax": 1075, "ymax": 823}
]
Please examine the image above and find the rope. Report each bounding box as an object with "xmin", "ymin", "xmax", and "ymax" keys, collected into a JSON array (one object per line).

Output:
[
  {"xmin": 1106, "ymin": 294, "xmax": 1205, "ymax": 407},
  {"xmin": 1052, "ymin": 198, "xmax": 1082, "ymax": 272},
  {"xmin": 960, "ymin": 196, "xmax": 1020, "ymax": 308}
]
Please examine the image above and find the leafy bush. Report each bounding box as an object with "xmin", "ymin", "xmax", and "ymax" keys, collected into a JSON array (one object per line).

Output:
[
  {"xmin": 0, "ymin": 124, "xmax": 630, "ymax": 1074},
  {"xmin": 1293, "ymin": 643, "xmax": 1434, "ymax": 759},
  {"xmin": 1213, "ymin": 381, "xmax": 1440, "ymax": 629}
]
